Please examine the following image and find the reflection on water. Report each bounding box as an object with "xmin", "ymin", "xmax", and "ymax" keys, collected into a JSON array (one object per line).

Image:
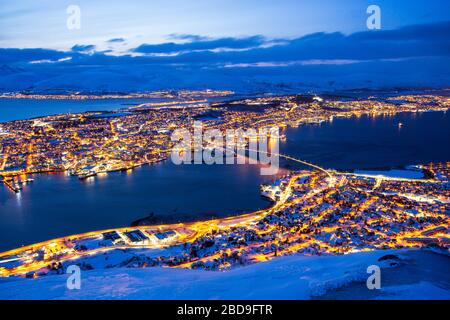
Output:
[
  {"xmin": 0, "ymin": 98, "xmax": 139, "ymax": 122},
  {"xmin": 0, "ymin": 111, "xmax": 449, "ymax": 251},
  {"xmin": 0, "ymin": 161, "xmax": 281, "ymax": 251},
  {"xmin": 280, "ymin": 111, "xmax": 450, "ymax": 170}
]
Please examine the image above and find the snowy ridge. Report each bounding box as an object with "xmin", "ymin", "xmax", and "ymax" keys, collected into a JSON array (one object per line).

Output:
[{"xmin": 0, "ymin": 248, "xmax": 448, "ymax": 300}]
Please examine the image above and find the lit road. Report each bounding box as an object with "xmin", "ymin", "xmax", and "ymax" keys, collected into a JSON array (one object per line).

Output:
[{"xmin": 0, "ymin": 163, "xmax": 312, "ymax": 277}]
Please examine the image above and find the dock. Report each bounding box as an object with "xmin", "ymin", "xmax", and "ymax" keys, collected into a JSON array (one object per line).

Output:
[{"xmin": 1, "ymin": 179, "xmax": 20, "ymax": 193}]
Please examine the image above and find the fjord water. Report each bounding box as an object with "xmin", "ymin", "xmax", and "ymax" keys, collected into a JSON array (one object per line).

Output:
[
  {"xmin": 0, "ymin": 163, "xmax": 279, "ymax": 251},
  {"xmin": 0, "ymin": 98, "xmax": 164, "ymax": 122},
  {"xmin": 280, "ymin": 111, "xmax": 450, "ymax": 170},
  {"xmin": 1, "ymin": 102, "xmax": 450, "ymax": 251},
  {"xmin": 0, "ymin": 95, "xmax": 240, "ymax": 122}
]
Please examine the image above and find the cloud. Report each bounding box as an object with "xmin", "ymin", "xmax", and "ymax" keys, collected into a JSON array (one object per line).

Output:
[
  {"xmin": 5, "ymin": 21, "xmax": 448, "ymax": 66},
  {"xmin": 133, "ymin": 35, "xmax": 266, "ymax": 55},
  {"xmin": 71, "ymin": 44, "xmax": 96, "ymax": 53},
  {"xmin": 223, "ymin": 59, "xmax": 361, "ymax": 68},
  {"xmin": 106, "ymin": 38, "xmax": 125, "ymax": 43},
  {"xmin": 0, "ymin": 21, "xmax": 449, "ymax": 92},
  {"xmin": 180, "ymin": 21, "xmax": 449, "ymax": 64},
  {"xmin": 167, "ymin": 34, "xmax": 209, "ymax": 42},
  {"xmin": 0, "ymin": 48, "xmax": 68, "ymax": 64},
  {"xmin": 29, "ymin": 56, "xmax": 72, "ymax": 64}
]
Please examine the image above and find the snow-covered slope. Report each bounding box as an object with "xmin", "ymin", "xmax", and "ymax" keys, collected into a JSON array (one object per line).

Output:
[
  {"xmin": 1, "ymin": 56, "xmax": 450, "ymax": 94},
  {"xmin": 0, "ymin": 249, "xmax": 448, "ymax": 300}
]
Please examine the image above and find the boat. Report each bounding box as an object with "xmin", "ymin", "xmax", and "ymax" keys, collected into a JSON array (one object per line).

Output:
[
  {"xmin": 17, "ymin": 178, "xmax": 34, "ymax": 185},
  {"xmin": 78, "ymin": 171, "xmax": 97, "ymax": 180}
]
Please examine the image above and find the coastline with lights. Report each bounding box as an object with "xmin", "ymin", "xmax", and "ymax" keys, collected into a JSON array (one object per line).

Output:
[
  {"xmin": 0, "ymin": 156, "xmax": 448, "ymax": 278},
  {"xmin": 0, "ymin": 92, "xmax": 449, "ymax": 298},
  {"xmin": 0, "ymin": 93, "xmax": 449, "ymax": 188}
]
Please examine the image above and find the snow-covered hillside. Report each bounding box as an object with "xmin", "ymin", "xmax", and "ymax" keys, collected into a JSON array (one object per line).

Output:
[
  {"xmin": 0, "ymin": 249, "xmax": 448, "ymax": 300},
  {"xmin": 1, "ymin": 57, "xmax": 450, "ymax": 94}
]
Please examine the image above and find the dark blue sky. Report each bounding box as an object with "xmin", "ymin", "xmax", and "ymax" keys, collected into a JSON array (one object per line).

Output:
[
  {"xmin": 0, "ymin": 1, "xmax": 449, "ymax": 92},
  {"xmin": 1, "ymin": 0, "xmax": 449, "ymax": 52}
]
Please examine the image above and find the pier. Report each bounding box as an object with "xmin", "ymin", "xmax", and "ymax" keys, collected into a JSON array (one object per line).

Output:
[{"xmin": 1, "ymin": 179, "xmax": 20, "ymax": 193}]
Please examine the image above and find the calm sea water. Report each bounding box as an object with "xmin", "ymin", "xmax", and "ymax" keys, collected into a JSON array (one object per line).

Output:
[
  {"xmin": 280, "ymin": 111, "xmax": 450, "ymax": 170},
  {"xmin": 0, "ymin": 95, "xmax": 241, "ymax": 123},
  {"xmin": 0, "ymin": 163, "xmax": 278, "ymax": 251},
  {"xmin": 0, "ymin": 99, "xmax": 449, "ymax": 251},
  {"xmin": 0, "ymin": 98, "xmax": 185, "ymax": 122}
]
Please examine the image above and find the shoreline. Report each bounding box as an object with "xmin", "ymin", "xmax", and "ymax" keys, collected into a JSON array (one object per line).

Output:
[
  {"xmin": 1, "ymin": 109, "xmax": 449, "ymax": 253},
  {"xmin": 0, "ymin": 95, "xmax": 449, "ymax": 270},
  {"xmin": 0, "ymin": 158, "xmax": 446, "ymax": 262},
  {"xmin": 1, "ymin": 108, "xmax": 448, "ymax": 180}
]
